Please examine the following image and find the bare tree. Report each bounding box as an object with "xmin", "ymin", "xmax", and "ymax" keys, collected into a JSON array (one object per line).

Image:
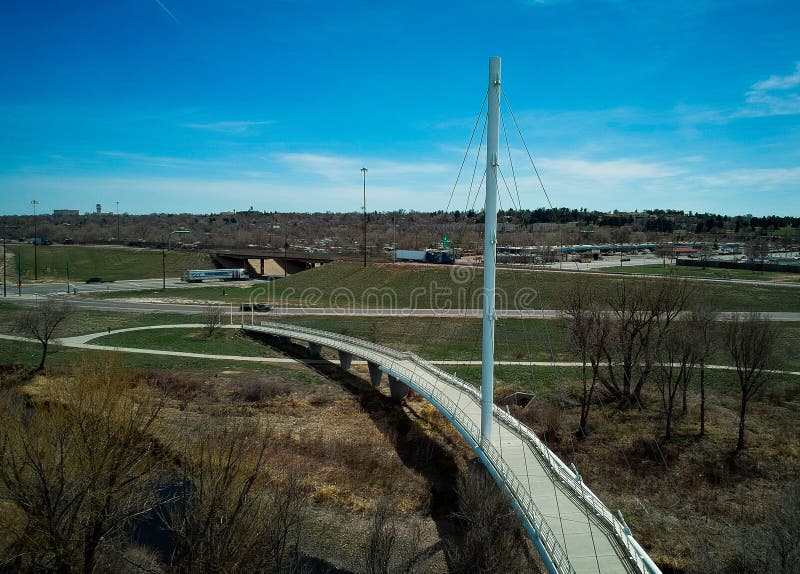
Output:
[
  {"xmin": 202, "ymin": 304, "xmax": 221, "ymax": 336},
  {"xmin": 563, "ymin": 282, "xmax": 610, "ymax": 438},
  {"xmin": 723, "ymin": 313, "xmax": 779, "ymax": 451},
  {"xmin": 744, "ymin": 238, "xmax": 770, "ymax": 271},
  {"xmin": 0, "ymin": 359, "xmax": 163, "ymax": 573},
  {"xmin": 654, "ymin": 322, "xmax": 698, "ymax": 442},
  {"xmin": 697, "ymin": 245, "xmax": 713, "ymax": 270},
  {"xmin": 601, "ymin": 277, "xmax": 690, "ymax": 405},
  {"xmin": 654, "ymin": 244, "xmax": 673, "ymax": 267},
  {"xmin": 13, "ymin": 299, "xmax": 72, "ymax": 370},
  {"xmin": 690, "ymin": 305, "xmax": 718, "ymax": 437}
]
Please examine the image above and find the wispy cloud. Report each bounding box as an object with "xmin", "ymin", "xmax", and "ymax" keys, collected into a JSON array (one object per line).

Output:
[
  {"xmin": 153, "ymin": 0, "xmax": 180, "ymax": 25},
  {"xmin": 539, "ymin": 156, "xmax": 683, "ymax": 182},
  {"xmin": 739, "ymin": 62, "xmax": 800, "ymax": 118},
  {"xmin": 273, "ymin": 152, "xmax": 449, "ymax": 182},
  {"xmin": 97, "ymin": 151, "xmax": 202, "ymax": 169},
  {"xmin": 183, "ymin": 120, "xmax": 274, "ymax": 134}
]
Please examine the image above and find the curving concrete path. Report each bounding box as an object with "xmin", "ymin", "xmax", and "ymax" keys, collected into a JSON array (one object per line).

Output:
[{"xmin": 243, "ymin": 321, "xmax": 658, "ymax": 574}]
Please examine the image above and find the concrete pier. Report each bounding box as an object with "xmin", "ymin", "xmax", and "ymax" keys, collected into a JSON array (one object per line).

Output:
[
  {"xmin": 338, "ymin": 350, "xmax": 352, "ymax": 370},
  {"xmin": 389, "ymin": 375, "xmax": 409, "ymax": 400},
  {"xmin": 368, "ymin": 361, "xmax": 383, "ymax": 387}
]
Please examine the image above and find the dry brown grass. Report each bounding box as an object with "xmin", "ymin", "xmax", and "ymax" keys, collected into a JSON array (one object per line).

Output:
[{"xmin": 545, "ymin": 378, "xmax": 800, "ymax": 572}]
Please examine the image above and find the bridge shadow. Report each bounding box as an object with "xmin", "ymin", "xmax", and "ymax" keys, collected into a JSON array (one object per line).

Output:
[{"xmin": 245, "ymin": 331, "xmax": 462, "ymax": 567}]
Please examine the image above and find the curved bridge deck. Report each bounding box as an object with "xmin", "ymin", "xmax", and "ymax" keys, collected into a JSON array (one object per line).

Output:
[{"xmin": 245, "ymin": 322, "xmax": 660, "ymax": 574}]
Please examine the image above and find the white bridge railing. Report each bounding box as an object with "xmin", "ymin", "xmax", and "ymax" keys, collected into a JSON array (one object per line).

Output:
[{"xmin": 251, "ymin": 321, "xmax": 660, "ymax": 574}]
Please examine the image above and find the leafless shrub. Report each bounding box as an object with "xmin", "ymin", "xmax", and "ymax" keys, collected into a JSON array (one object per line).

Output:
[
  {"xmin": 165, "ymin": 422, "xmax": 309, "ymax": 573},
  {"xmin": 0, "ymin": 362, "xmax": 31, "ymax": 388},
  {"xmin": 201, "ymin": 304, "xmax": 221, "ymax": 337},
  {"xmin": 365, "ymin": 497, "xmax": 397, "ymax": 574},
  {"xmin": 446, "ymin": 467, "xmax": 539, "ymax": 573},
  {"xmin": 0, "ymin": 358, "xmax": 164, "ymax": 573},
  {"xmin": 233, "ymin": 377, "xmax": 291, "ymax": 402},
  {"xmin": 688, "ymin": 481, "xmax": 800, "ymax": 574},
  {"xmin": 138, "ymin": 370, "xmax": 202, "ymax": 401},
  {"xmin": 363, "ymin": 497, "xmax": 423, "ymax": 574}
]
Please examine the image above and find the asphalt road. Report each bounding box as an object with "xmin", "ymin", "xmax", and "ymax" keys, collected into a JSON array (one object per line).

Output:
[
  {"xmin": 0, "ymin": 277, "xmax": 263, "ymax": 296},
  {"xmin": 3, "ymin": 295, "xmax": 799, "ymax": 321}
]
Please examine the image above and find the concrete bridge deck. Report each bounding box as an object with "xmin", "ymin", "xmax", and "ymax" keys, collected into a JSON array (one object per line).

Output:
[{"xmin": 245, "ymin": 321, "xmax": 661, "ymax": 574}]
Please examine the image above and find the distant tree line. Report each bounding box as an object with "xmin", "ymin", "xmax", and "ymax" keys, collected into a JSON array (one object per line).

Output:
[{"xmin": 2, "ymin": 207, "xmax": 797, "ymax": 256}]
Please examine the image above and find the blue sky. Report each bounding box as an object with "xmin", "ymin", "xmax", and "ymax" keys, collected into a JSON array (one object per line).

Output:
[{"xmin": 1, "ymin": 0, "xmax": 798, "ymax": 216}]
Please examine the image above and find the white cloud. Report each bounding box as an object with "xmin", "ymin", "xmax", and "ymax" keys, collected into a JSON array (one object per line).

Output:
[
  {"xmin": 538, "ymin": 157, "xmax": 683, "ymax": 182},
  {"xmin": 272, "ymin": 152, "xmax": 450, "ymax": 182},
  {"xmin": 738, "ymin": 62, "xmax": 800, "ymax": 118},
  {"xmin": 183, "ymin": 120, "xmax": 274, "ymax": 134},
  {"xmin": 96, "ymin": 151, "xmax": 205, "ymax": 169}
]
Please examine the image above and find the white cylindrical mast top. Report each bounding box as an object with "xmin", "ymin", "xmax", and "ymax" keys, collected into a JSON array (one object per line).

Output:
[{"xmin": 481, "ymin": 56, "xmax": 501, "ymax": 441}]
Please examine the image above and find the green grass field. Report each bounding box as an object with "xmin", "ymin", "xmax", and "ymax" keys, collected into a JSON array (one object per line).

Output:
[
  {"xmin": 2, "ymin": 300, "xmax": 798, "ymax": 371},
  {"xmin": 6, "ymin": 244, "xmax": 213, "ymax": 282},
  {"xmin": 0, "ymin": 339, "xmax": 327, "ymax": 381},
  {"xmin": 90, "ymin": 327, "xmax": 284, "ymax": 358},
  {"xmin": 0, "ymin": 303, "xmax": 204, "ymax": 337},
  {"xmin": 95, "ymin": 261, "xmax": 800, "ymax": 312},
  {"xmin": 600, "ymin": 262, "xmax": 800, "ymax": 282}
]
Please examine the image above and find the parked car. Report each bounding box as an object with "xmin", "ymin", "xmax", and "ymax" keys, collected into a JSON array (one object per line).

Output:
[
  {"xmin": 240, "ymin": 303, "xmax": 271, "ymax": 312},
  {"xmin": 85, "ymin": 277, "xmax": 103, "ymax": 283}
]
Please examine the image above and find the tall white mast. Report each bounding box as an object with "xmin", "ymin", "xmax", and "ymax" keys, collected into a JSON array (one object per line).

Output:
[{"xmin": 481, "ymin": 56, "xmax": 501, "ymax": 440}]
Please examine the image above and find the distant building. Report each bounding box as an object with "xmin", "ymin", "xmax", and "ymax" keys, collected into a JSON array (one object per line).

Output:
[
  {"xmin": 96, "ymin": 203, "xmax": 102, "ymax": 214},
  {"xmin": 53, "ymin": 209, "xmax": 79, "ymax": 216}
]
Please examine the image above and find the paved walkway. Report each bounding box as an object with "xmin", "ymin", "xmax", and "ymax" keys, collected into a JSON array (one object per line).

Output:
[{"xmin": 1, "ymin": 324, "xmax": 798, "ymax": 378}]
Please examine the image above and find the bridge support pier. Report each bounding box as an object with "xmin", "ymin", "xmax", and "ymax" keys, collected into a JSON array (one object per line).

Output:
[
  {"xmin": 308, "ymin": 342, "xmax": 322, "ymax": 358},
  {"xmin": 389, "ymin": 375, "xmax": 409, "ymax": 401},
  {"xmin": 367, "ymin": 362, "xmax": 383, "ymax": 387},
  {"xmin": 338, "ymin": 351, "xmax": 352, "ymax": 370}
]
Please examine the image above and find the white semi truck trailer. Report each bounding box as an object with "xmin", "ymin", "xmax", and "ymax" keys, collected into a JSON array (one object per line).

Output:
[{"xmin": 181, "ymin": 269, "xmax": 250, "ymax": 282}]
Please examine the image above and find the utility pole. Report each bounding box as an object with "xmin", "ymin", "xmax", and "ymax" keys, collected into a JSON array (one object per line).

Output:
[
  {"xmin": 116, "ymin": 201, "xmax": 120, "ymax": 240},
  {"xmin": 31, "ymin": 199, "xmax": 39, "ymax": 280},
  {"xmin": 361, "ymin": 167, "xmax": 368, "ymax": 268},
  {"xmin": 481, "ymin": 56, "xmax": 501, "ymax": 442},
  {"xmin": 2, "ymin": 220, "xmax": 6, "ymax": 297}
]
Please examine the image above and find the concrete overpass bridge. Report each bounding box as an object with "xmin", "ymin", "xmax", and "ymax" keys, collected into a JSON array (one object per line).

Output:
[
  {"xmin": 245, "ymin": 321, "xmax": 661, "ymax": 574},
  {"xmin": 211, "ymin": 248, "xmax": 340, "ymax": 278},
  {"xmin": 211, "ymin": 248, "xmax": 390, "ymax": 277}
]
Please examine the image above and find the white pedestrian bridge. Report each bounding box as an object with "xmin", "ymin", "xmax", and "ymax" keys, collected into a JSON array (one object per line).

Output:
[{"xmin": 245, "ymin": 321, "xmax": 661, "ymax": 574}]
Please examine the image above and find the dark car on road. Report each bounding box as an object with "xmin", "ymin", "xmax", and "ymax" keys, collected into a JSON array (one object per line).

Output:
[
  {"xmin": 240, "ymin": 303, "xmax": 271, "ymax": 312},
  {"xmin": 85, "ymin": 277, "xmax": 103, "ymax": 283}
]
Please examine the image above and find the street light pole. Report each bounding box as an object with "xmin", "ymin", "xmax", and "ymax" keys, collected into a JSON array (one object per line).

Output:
[
  {"xmin": 116, "ymin": 201, "xmax": 120, "ymax": 240},
  {"xmin": 31, "ymin": 199, "xmax": 39, "ymax": 280},
  {"xmin": 163, "ymin": 229, "xmax": 190, "ymax": 289},
  {"xmin": 2, "ymin": 220, "xmax": 6, "ymax": 297},
  {"xmin": 361, "ymin": 167, "xmax": 368, "ymax": 268}
]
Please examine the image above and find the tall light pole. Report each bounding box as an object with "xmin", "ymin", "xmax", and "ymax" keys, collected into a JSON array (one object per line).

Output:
[
  {"xmin": 163, "ymin": 229, "xmax": 190, "ymax": 289},
  {"xmin": 361, "ymin": 167, "xmax": 368, "ymax": 268},
  {"xmin": 31, "ymin": 199, "xmax": 39, "ymax": 280},
  {"xmin": 2, "ymin": 219, "xmax": 6, "ymax": 297},
  {"xmin": 116, "ymin": 201, "xmax": 120, "ymax": 240}
]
